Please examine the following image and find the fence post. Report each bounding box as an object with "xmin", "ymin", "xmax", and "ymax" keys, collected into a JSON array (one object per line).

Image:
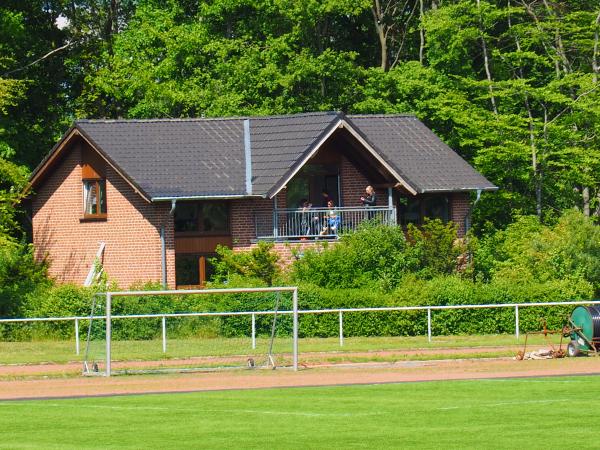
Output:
[
  {"xmin": 162, "ymin": 316, "xmax": 167, "ymax": 353},
  {"xmin": 292, "ymin": 288, "xmax": 298, "ymax": 371},
  {"xmin": 515, "ymin": 305, "xmax": 520, "ymax": 340},
  {"xmin": 251, "ymin": 313, "xmax": 256, "ymax": 349},
  {"xmin": 105, "ymin": 293, "xmax": 112, "ymax": 377},
  {"xmin": 75, "ymin": 318, "xmax": 80, "ymax": 355},
  {"xmin": 339, "ymin": 311, "xmax": 344, "ymax": 347},
  {"xmin": 427, "ymin": 307, "xmax": 432, "ymax": 343}
]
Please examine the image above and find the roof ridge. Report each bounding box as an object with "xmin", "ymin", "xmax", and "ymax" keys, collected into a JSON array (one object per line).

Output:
[
  {"xmin": 348, "ymin": 113, "xmax": 417, "ymax": 118},
  {"xmin": 76, "ymin": 117, "xmax": 244, "ymax": 124},
  {"xmin": 76, "ymin": 112, "xmax": 341, "ymax": 124}
]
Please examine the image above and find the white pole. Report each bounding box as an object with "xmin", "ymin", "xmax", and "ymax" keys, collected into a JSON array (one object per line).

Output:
[
  {"xmin": 339, "ymin": 311, "xmax": 344, "ymax": 347},
  {"xmin": 106, "ymin": 293, "xmax": 112, "ymax": 377},
  {"xmin": 162, "ymin": 316, "xmax": 167, "ymax": 353},
  {"xmin": 427, "ymin": 307, "xmax": 432, "ymax": 343},
  {"xmin": 293, "ymin": 288, "xmax": 298, "ymax": 371},
  {"xmin": 251, "ymin": 313, "xmax": 256, "ymax": 349},
  {"xmin": 75, "ymin": 318, "xmax": 80, "ymax": 355},
  {"xmin": 515, "ymin": 305, "xmax": 520, "ymax": 340}
]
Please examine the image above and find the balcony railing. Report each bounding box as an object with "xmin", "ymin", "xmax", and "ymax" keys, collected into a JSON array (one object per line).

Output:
[{"xmin": 254, "ymin": 206, "xmax": 397, "ymax": 240}]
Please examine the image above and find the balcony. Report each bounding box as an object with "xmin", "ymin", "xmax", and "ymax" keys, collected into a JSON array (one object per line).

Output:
[{"xmin": 254, "ymin": 206, "xmax": 397, "ymax": 241}]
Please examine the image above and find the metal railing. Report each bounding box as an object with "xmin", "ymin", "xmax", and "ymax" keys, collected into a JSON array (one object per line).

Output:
[
  {"xmin": 254, "ymin": 206, "xmax": 397, "ymax": 240},
  {"xmin": 2, "ymin": 299, "xmax": 599, "ymax": 357}
]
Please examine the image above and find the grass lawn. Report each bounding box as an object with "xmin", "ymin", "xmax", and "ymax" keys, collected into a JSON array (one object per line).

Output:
[
  {"xmin": 1, "ymin": 375, "xmax": 598, "ymax": 449},
  {"xmin": 0, "ymin": 334, "xmax": 565, "ymax": 365}
]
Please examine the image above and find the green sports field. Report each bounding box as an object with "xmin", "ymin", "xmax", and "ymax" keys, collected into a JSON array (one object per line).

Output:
[{"xmin": 1, "ymin": 376, "xmax": 599, "ymax": 449}]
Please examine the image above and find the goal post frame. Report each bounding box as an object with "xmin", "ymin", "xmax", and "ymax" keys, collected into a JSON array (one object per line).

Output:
[{"xmin": 95, "ymin": 286, "xmax": 299, "ymax": 376}]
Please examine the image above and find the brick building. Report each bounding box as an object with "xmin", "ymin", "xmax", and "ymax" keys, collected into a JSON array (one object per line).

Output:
[{"xmin": 28, "ymin": 112, "xmax": 496, "ymax": 288}]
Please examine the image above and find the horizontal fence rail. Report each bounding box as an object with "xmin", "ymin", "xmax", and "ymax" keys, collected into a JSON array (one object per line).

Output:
[
  {"xmin": 254, "ymin": 206, "xmax": 397, "ymax": 240},
  {"xmin": 2, "ymin": 299, "xmax": 599, "ymax": 356}
]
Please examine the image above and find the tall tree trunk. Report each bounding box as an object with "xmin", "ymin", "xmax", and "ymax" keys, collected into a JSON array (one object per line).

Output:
[
  {"xmin": 372, "ymin": 0, "xmax": 389, "ymax": 70},
  {"xmin": 520, "ymin": 1, "xmax": 560, "ymax": 78},
  {"xmin": 542, "ymin": 0, "xmax": 571, "ymax": 75},
  {"xmin": 476, "ymin": 0, "xmax": 497, "ymax": 114},
  {"xmin": 537, "ymin": 105, "xmax": 550, "ymax": 219},
  {"xmin": 586, "ymin": 11, "xmax": 600, "ymax": 217},
  {"xmin": 594, "ymin": 11, "xmax": 600, "ymax": 84},
  {"xmin": 510, "ymin": 0, "xmax": 540, "ymax": 216},
  {"xmin": 582, "ymin": 187, "xmax": 590, "ymax": 217},
  {"xmin": 419, "ymin": 0, "xmax": 425, "ymax": 65}
]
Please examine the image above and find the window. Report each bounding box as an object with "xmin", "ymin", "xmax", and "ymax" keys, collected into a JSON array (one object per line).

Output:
[
  {"xmin": 398, "ymin": 195, "xmax": 449, "ymax": 227},
  {"xmin": 174, "ymin": 202, "xmax": 229, "ymax": 234},
  {"xmin": 422, "ymin": 196, "xmax": 449, "ymax": 223},
  {"xmin": 175, "ymin": 254, "xmax": 217, "ymax": 287},
  {"xmin": 286, "ymin": 164, "xmax": 340, "ymax": 208},
  {"xmin": 83, "ymin": 179, "xmax": 107, "ymax": 218}
]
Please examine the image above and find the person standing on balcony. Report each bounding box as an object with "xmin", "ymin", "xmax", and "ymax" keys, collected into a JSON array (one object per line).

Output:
[
  {"xmin": 299, "ymin": 199, "xmax": 313, "ymax": 238},
  {"xmin": 360, "ymin": 185, "xmax": 377, "ymax": 207},
  {"xmin": 361, "ymin": 185, "xmax": 377, "ymax": 221}
]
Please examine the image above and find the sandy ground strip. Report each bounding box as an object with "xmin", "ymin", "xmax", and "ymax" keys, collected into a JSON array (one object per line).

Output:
[
  {"xmin": 0, "ymin": 357, "xmax": 598, "ymax": 400},
  {"xmin": 0, "ymin": 346, "xmax": 525, "ymax": 377}
]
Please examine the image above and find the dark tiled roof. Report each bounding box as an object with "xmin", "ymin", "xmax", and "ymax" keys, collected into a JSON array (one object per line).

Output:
[
  {"xmin": 34, "ymin": 112, "xmax": 495, "ymax": 200},
  {"xmin": 76, "ymin": 119, "xmax": 247, "ymax": 198},
  {"xmin": 347, "ymin": 115, "xmax": 497, "ymax": 193}
]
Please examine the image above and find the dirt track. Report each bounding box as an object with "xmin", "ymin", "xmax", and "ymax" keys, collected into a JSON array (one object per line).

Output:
[{"xmin": 1, "ymin": 356, "xmax": 599, "ymax": 401}]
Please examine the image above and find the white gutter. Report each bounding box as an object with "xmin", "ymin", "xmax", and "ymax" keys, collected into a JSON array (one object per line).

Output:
[
  {"xmin": 152, "ymin": 194, "xmax": 264, "ymax": 202},
  {"xmin": 420, "ymin": 187, "xmax": 498, "ymax": 193}
]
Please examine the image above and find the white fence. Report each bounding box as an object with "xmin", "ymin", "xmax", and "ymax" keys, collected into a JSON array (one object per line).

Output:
[{"xmin": 2, "ymin": 299, "xmax": 599, "ymax": 356}]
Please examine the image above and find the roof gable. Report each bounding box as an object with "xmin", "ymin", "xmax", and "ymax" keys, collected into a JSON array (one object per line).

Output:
[{"xmin": 250, "ymin": 112, "xmax": 340, "ymax": 196}]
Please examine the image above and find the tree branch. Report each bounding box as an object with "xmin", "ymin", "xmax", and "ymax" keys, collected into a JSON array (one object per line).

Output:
[{"xmin": 3, "ymin": 41, "xmax": 75, "ymax": 77}]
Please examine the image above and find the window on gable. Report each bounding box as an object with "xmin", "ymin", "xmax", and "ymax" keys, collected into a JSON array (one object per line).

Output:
[
  {"xmin": 83, "ymin": 179, "xmax": 107, "ymax": 217},
  {"xmin": 81, "ymin": 145, "xmax": 107, "ymax": 220}
]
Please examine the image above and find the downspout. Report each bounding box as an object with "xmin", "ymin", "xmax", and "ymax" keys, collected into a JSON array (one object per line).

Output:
[
  {"xmin": 387, "ymin": 187, "xmax": 396, "ymax": 225},
  {"xmin": 244, "ymin": 119, "xmax": 252, "ymax": 196},
  {"xmin": 161, "ymin": 199, "xmax": 176, "ymax": 288},
  {"xmin": 464, "ymin": 189, "xmax": 482, "ymax": 235}
]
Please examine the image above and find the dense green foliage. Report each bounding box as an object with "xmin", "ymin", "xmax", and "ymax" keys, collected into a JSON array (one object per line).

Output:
[
  {"xmin": 3, "ymin": 210, "xmax": 596, "ymax": 341},
  {"xmin": 473, "ymin": 210, "xmax": 600, "ymax": 293},
  {"xmin": 1, "ymin": 1, "xmax": 600, "ymax": 233},
  {"xmin": 292, "ymin": 219, "xmax": 461, "ymax": 290},
  {"xmin": 3, "ymin": 273, "xmax": 590, "ymax": 341},
  {"xmin": 0, "ymin": 242, "xmax": 48, "ymax": 318}
]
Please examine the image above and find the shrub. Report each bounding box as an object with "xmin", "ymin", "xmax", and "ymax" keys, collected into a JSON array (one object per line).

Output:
[
  {"xmin": 474, "ymin": 210, "xmax": 600, "ymax": 295},
  {"xmin": 292, "ymin": 222, "xmax": 415, "ymax": 289},
  {"xmin": 407, "ymin": 218, "xmax": 463, "ymax": 278},
  {"xmin": 0, "ymin": 242, "xmax": 48, "ymax": 317},
  {"xmin": 212, "ymin": 241, "xmax": 280, "ymax": 286}
]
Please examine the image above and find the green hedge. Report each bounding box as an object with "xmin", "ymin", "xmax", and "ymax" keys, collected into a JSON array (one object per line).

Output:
[
  {"xmin": 2, "ymin": 275, "xmax": 593, "ymax": 341},
  {"xmin": 294, "ymin": 276, "xmax": 593, "ymax": 338}
]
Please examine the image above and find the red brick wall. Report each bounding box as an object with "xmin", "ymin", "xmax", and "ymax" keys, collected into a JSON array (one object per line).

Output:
[
  {"xmin": 339, "ymin": 155, "xmax": 387, "ymax": 207},
  {"xmin": 32, "ymin": 142, "xmax": 176, "ymax": 288},
  {"xmin": 234, "ymin": 241, "xmax": 338, "ymax": 269},
  {"xmin": 230, "ymin": 197, "xmax": 272, "ymax": 247},
  {"xmin": 450, "ymin": 192, "xmax": 470, "ymax": 237}
]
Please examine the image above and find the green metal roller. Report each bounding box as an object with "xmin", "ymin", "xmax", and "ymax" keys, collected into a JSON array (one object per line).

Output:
[{"xmin": 567, "ymin": 306, "xmax": 600, "ymax": 357}]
